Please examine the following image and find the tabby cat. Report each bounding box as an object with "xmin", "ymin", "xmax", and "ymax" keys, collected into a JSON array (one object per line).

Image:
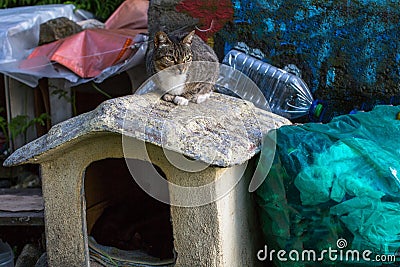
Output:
[{"xmin": 146, "ymin": 30, "xmax": 219, "ymax": 105}]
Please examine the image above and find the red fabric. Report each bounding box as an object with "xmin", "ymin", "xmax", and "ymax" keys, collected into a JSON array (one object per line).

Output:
[
  {"xmin": 27, "ymin": 29, "xmax": 134, "ymax": 78},
  {"xmin": 175, "ymin": 0, "xmax": 234, "ymax": 41}
]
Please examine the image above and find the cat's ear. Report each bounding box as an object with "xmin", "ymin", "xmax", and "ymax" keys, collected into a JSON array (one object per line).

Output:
[
  {"xmin": 154, "ymin": 31, "xmax": 171, "ymax": 47},
  {"xmin": 182, "ymin": 30, "xmax": 195, "ymax": 46}
]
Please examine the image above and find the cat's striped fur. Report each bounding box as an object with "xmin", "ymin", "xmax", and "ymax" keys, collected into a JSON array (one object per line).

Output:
[{"xmin": 146, "ymin": 30, "xmax": 219, "ymax": 105}]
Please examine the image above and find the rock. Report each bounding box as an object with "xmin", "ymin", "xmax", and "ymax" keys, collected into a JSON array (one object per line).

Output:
[
  {"xmin": 35, "ymin": 253, "xmax": 48, "ymax": 267},
  {"xmin": 15, "ymin": 244, "xmax": 42, "ymax": 267},
  {"xmin": 39, "ymin": 17, "xmax": 82, "ymax": 45}
]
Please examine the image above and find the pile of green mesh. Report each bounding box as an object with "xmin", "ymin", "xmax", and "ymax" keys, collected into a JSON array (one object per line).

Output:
[{"xmin": 256, "ymin": 105, "xmax": 400, "ymax": 266}]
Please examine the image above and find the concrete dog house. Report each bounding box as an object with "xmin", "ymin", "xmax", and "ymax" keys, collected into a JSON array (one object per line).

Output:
[{"xmin": 4, "ymin": 92, "xmax": 290, "ymax": 266}]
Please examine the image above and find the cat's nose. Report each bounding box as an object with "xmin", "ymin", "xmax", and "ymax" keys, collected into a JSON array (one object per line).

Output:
[{"xmin": 177, "ymin": 65, "xmax": 185, "ymax": 74}]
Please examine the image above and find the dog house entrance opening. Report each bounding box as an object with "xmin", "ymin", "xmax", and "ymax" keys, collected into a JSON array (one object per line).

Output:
[{"xmin": 84, "ymin": 158, "xmax": 174, "ymax": 265}]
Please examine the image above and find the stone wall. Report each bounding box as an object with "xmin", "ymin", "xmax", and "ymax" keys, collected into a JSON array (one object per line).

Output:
[{"xmin": 220, "ymin": 0, "xmax": 400, "ymax": 114}]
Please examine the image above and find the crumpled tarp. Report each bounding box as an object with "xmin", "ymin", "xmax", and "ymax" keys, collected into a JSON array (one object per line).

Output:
[
  {"xmin": 0, "ymin": 0, "xmax": 149, "ymax": 87},
  {"xmin": 256, "ymin": 105, "xmax": 400, "ymax": 266}
]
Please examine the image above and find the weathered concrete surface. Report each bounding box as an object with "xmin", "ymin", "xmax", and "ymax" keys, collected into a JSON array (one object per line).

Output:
[
  {"xmin": 38, "ymin": 133, "xmax": 122, "ymax": 266},
  {"xmin": 4, "ymin": 92, "xmax": 290, "ymax": 168},
  {"xmin": 152, "ymin": 152, "xmax": 264, "ymax": 267}
]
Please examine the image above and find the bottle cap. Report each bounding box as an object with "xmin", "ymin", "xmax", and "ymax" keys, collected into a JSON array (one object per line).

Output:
[
  {"xmin": 309, "ymin": 100, "xmax": 333, "ymax": 123},
  {"xmin": 309, "ymin": 100, "xmax": 324, "ymax": 122}
]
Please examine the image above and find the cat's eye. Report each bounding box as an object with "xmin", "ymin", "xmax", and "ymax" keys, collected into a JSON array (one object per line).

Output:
[
  {"xmin": 164, "ymin": 56, "xmax": 174, "ymax": 62},
  {"xmin": 185, "ymin": 55, "xmax": 192, "ymax": 61}
]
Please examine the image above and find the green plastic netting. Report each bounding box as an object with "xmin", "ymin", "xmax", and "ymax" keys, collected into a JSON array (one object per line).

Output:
[{"xmin": 256, "ymin": 105, "xmax": 400, "ymax": 266}]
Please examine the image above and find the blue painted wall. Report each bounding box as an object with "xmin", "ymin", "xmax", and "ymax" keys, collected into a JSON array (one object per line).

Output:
[{"xmin": 221, "ymin": 0, "xmax": 400, "ymax": 114}]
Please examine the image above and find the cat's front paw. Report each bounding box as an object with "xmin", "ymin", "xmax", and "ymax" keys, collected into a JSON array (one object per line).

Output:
[
  {"xmin": 195, "ymin": 93, "xmax": 212, "ymax": 104},
  {"xmin": 173, "ymin": 96, "xmax": 189, "ymax": 106}
]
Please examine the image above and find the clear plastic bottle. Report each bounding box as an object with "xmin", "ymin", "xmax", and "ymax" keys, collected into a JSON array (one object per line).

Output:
[{"xmin": 219, "ymin": 44, "xmax": 315, "ymax": 121}]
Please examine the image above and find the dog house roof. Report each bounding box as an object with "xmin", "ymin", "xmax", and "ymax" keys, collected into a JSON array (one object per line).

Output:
[{"xmin": 4, "ymin": 93, "xmax": 291, "ymax": 167}]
